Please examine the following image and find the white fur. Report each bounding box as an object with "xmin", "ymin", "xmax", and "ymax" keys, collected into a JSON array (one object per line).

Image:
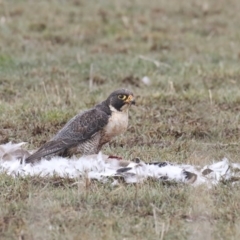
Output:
[{"xmin": 1, "ymin": 142, "xmax": 240, "ymax": 187}]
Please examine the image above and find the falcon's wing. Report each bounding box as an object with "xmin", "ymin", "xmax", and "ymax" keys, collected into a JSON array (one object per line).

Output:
[{"xmin": 25, "ymin": 108, "xmax": 109, "ymax": 164}]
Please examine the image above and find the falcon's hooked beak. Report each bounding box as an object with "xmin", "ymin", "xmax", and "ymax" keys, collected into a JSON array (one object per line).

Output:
[{"xmin": 125, "ymin": 94, "xmax": 135, "ymax": 105}]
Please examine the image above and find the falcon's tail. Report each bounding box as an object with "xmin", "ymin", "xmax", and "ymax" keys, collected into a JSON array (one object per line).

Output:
[{"xmin": 24, "ymin": 140, "xmax": 75, "ymax": 164}]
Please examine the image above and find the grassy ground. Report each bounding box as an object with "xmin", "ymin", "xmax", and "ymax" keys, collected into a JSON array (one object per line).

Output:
[{"xmin": 1, "ymin": 0, "xmax": 240, "ymax": 239}]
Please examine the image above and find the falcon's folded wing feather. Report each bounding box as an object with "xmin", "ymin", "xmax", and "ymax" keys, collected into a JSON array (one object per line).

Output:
[{"xmin": 25, "ymin": 109, "xmax": 109, "ymax": 163}]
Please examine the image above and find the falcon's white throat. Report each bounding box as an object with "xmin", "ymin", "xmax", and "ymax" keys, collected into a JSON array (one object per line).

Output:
[{"xmin": 104, "ymin": 104, "xmax": 129, "ymax": 139}]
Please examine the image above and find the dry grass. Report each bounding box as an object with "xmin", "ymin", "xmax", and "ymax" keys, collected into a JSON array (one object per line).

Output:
[{"xmin": 1, "ymin": 0, "xmax": 240, "ymax": 239}]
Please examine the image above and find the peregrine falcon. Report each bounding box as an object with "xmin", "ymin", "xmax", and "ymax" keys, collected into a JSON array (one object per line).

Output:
[{"xmin": 25, "ymin": 89, "xmax": 135, "ymax": 164}]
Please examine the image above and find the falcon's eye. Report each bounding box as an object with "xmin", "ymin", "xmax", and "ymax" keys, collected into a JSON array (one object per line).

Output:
[{"xmin": 118, "ymin": 94, "xmax": 127, "ymax": 100}]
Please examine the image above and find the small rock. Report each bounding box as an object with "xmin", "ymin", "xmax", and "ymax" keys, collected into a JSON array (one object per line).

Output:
[{"xmin": 141, "ymin": 76, "xmax": 151, "ymax": 85}]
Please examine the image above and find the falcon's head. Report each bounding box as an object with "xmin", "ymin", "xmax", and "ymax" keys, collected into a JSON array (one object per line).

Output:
[{"xmin": 106, "ymin": 89, "xmax": 135, "ymax": 112}]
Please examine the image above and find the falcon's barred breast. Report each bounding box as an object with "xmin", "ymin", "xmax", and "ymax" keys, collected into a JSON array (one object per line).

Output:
[{"xmin": 25, "ymin": 89, "xmax": 135, "ymax": 164}]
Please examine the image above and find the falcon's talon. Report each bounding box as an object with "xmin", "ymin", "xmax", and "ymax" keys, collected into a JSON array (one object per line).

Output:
[{"xmin": 25, "ymin": 89, "xmax": 135, "ymax": 164}]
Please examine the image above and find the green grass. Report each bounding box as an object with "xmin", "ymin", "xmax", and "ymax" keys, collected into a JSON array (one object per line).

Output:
[{"xmin": 1, "ymin": 0, "xmax": 240, "ymax": 239}]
